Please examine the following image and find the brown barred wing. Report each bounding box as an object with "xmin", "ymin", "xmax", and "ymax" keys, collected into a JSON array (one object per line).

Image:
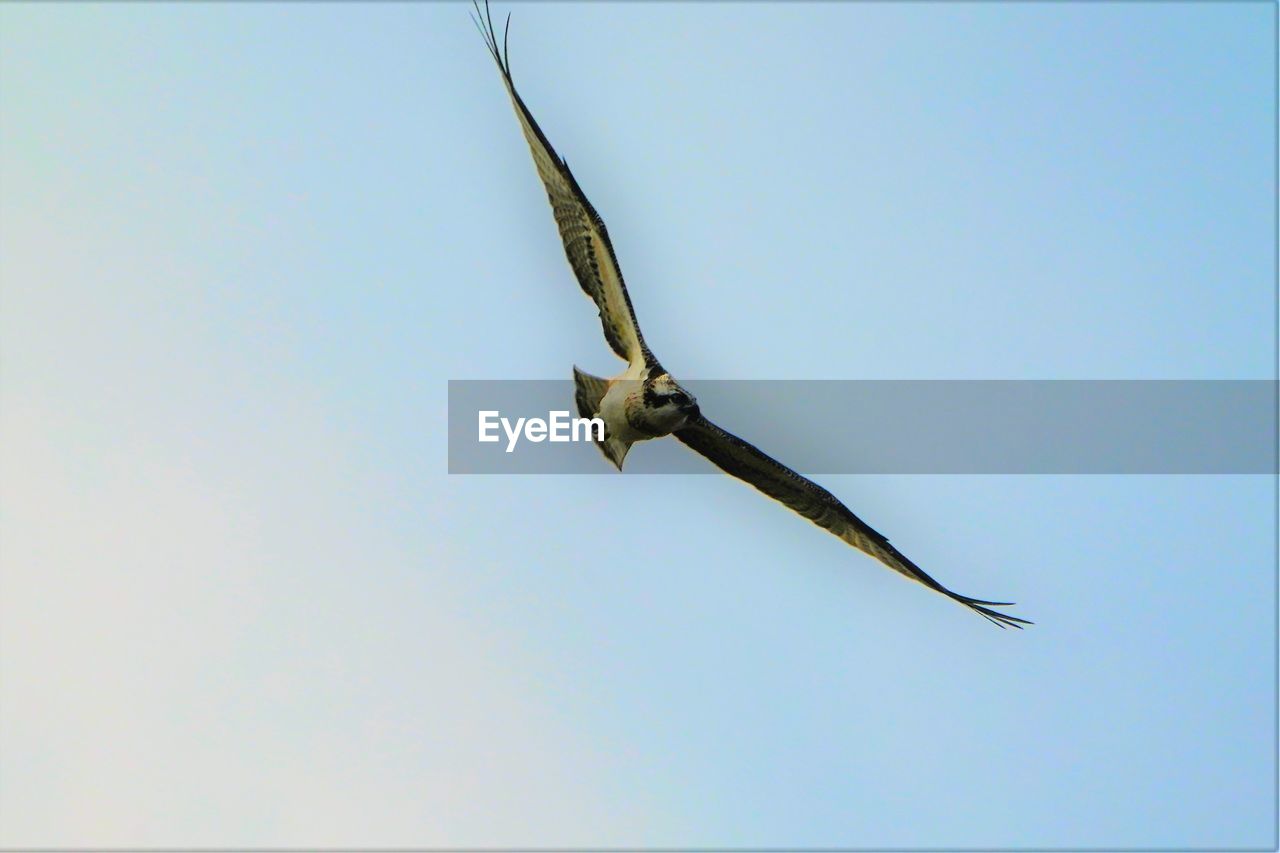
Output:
[
  {"xmin": 474, "ymin": 2, "xmax": 653, "ymax": 368},
  {"xmin": 674, "ymin": 415, "xmax": 1030, "ymax": 629}
]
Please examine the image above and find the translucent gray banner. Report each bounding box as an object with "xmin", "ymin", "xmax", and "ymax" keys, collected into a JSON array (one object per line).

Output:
[{"xmin": 447, "ymin": 380, "xmax": 1277, "ymax": 474}]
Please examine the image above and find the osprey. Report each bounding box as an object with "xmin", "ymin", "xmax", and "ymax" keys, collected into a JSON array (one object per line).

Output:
[{"xmin": 472, "ymin": 4, "xmax": 1029, "ymax": 629}]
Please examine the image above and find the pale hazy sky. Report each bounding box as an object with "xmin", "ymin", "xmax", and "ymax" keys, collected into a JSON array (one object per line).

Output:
[{"xmin": 1, "ymin": 2, "xmax": 1274, "ymax": 848}]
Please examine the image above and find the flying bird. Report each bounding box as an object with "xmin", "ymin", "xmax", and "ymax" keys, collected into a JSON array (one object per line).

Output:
[{"xmin": 472, "ymin": 3, "xmax": 1029, "ymax": 629}]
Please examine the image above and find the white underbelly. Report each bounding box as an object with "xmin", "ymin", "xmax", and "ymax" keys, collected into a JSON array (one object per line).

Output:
[{"xmin": 598, "ymin": 379, "xmax": 648, "ymax": 443}]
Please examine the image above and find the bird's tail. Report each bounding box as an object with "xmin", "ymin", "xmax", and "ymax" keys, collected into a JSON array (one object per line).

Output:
[
  {"xmin": 573, "ymin": 366, "xmax": 631, "ymax": 470},
  {"xmin": 572, "ymin": 366, "xmax": 610, "ymax": 420}
]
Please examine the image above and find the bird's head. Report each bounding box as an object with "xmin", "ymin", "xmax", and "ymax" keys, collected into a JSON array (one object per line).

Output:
[{"xmin": 642, "ymin": 373, "xmax": 700, "ymax": 425}]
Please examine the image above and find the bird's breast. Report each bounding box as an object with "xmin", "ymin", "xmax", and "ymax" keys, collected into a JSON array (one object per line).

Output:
[{"xmin": 598, "ymin": 382, "xmax": 649, "ymax": 443}]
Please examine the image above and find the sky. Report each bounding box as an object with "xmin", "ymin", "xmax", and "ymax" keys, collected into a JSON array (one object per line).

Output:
[{"xmin": 0, "ymin": 1, "xmax": 1275, "ymax": 849}]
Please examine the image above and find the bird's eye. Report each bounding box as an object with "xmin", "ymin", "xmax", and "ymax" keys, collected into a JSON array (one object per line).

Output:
[{"xmin": 670, "ymin": 392, "xmax": 688, "ymax": 406}]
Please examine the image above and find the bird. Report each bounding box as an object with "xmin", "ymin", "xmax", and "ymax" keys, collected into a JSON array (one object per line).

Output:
[{"xmin": 471, "ymin": 2, "xmax": 1030, "ymax": 629}]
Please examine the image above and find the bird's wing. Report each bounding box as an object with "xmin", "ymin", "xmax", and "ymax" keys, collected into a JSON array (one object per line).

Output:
[
  {"xmin": 675, "ymin": 414, "xmax": 1030, "ymax": 629},
  {"xmin": 474, "ymin": 2, "xmax": 654, "ymax": 370}
]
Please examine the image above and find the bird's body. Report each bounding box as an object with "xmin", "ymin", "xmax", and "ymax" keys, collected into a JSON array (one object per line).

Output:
[
  {"xmin": 582, "ymin": 367, "xmax": 699, "ymax": 468},
  {"xmin": 472, "ymin": 3, "xmax": 1029, "ymax": 629}
]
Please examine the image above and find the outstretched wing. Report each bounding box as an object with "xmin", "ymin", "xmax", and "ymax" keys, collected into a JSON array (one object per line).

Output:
[
  {"xmin": 473, "ymin": 2, "xmax": 654, "ymax": 369},
  {"xmin": 675, "ymin": 415, "xmax": 1030, "ymax": 629}
]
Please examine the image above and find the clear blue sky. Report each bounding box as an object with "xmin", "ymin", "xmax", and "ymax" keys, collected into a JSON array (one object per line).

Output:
[{"xmin": 1, "ymin": 2, "xmax": 1274, "ymax": 848}]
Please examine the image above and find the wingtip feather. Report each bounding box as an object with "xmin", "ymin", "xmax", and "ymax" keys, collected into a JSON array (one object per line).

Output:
[{"xmin": 968, "ymin": 601, "xmax": 1033, "ymax": 629}]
